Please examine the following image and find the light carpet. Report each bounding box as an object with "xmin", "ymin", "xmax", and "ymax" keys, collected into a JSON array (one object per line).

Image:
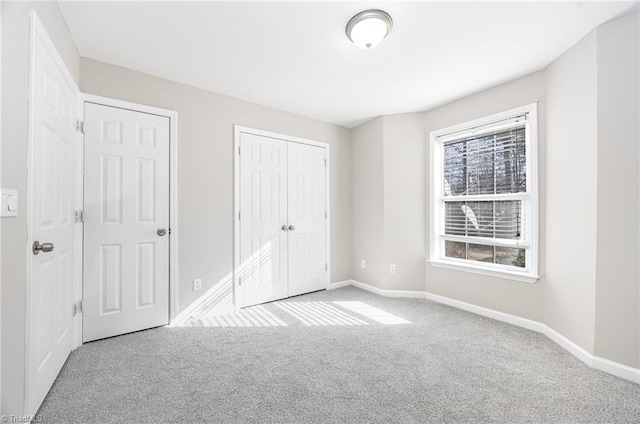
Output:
[{"xmin": 37, "ymin": 286, "xmax": 640, "ymax": 423}]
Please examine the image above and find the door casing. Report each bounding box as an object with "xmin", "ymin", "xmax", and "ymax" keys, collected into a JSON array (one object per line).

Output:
[{"xmin": 233, "ymin": 125, "xmax": 331, "ymax": 309}]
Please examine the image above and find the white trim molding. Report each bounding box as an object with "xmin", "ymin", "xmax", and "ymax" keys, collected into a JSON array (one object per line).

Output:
[
  {"xmin": 543, "ymin": 325, "xmax": 595, "ymax": 368},
  {"xmin": 592, "ymin": 356, "xmax": 640, "ymax": 384},
  {"xmin": 327, "ymin": 280, "xmax": 352, "ymax": 290},
  {"xmin": 332, "ymin": 280, "xmax": 640, "ymax": 385},
  {"xmin": 421, "ymin": 288, "xmax": 546, "ymax": 333},
  {"xmin": 351, "ymin": 280, "xmax": 426, "ymax": 299}
]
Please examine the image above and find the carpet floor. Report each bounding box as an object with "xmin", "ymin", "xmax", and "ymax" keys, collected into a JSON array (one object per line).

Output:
[{"xmin": 37, "ymin": 286, "xmax": 640, "ymax": 423}]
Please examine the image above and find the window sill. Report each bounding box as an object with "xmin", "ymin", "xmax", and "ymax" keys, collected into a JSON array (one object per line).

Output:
[{"xmin": 428, "ymin": 258, "xmax": 539, "ymax": 284}]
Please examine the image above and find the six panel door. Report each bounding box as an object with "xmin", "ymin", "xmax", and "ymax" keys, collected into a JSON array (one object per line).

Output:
[
  {"xmin": 238, "ymin": 132, "xmax": 328, "ymax": 308},
  {"xmin": 83, "ymin": 103, "xmax": 170, "ymax": 342},
  {"xmin": 238, "ymin": 133, "xmax": 289, "ymax": 307},
  {"xmin": 287, "ymin": 142, "xmax": 327, "ymax": 297},
  {"xmin": 28, "ymin": 25, "xmax": 77, "ymax": 413}
]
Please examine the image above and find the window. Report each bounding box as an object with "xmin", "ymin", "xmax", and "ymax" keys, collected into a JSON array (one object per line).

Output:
[{"xmin": 429, "ymin": 104, "xmax": 538, "ymax": 283}]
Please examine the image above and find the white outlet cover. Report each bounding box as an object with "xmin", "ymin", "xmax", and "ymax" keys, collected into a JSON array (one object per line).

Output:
[
  {"xmin": 390, "ymin": 264, "xmax": 396, "ymax": 274},
  {"xmin": 360, "ymin": 259, "xmax": 366, "ymax": 269},
  {"xmin": 193, "ymin": 278, "xmax": 202, "ymax": 291}
]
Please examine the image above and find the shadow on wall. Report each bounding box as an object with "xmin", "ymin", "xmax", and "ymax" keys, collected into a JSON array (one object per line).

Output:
[
  {"xmin": 171, "ymin": 271, "xmax": 234, "ymax": 325},
  {"xmin": 172, "ymin": 241, "xmax": 275, "ymax": 325},
  {"xmin": 171, "ymin": 241, "xmax": 412, "ymax": 328}
]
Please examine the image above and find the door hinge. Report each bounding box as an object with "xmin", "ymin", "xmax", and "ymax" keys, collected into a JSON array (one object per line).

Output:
[
  {"xmin": 74, "ymin": 210, "xmax": 84, "ymax": 223},
  {"xmin": 324, "ymin": 159, "xmax": 327, "ymax": 168},
  {"xmin": 238, "ymin": 277, "xmax": 242, "ymax": 286},
  {"xmin": 72, "ymin": 301, "xmax": 83, "ymax": 316},
  {"xmin": 76, "ymin": 120, "xmax": 84, "ymax": 134},
  {"xmin": 325, "ymin": 263, "xmax": 328, "ymax": 271},
  {"xmin": 238, "ymin": 147, "xmax": 241, "ymax": 155},
  {"xmin": 238, "ymin": 212, "xmax": 241, "ymax": 220},
  {"xmin": 325, "ymin": 211, "xmax": 327, "ymax": 219}
]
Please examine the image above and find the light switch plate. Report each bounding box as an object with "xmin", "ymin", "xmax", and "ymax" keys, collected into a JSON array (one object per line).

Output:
[{"xmin": 1, "ymin": 189, "xmax": 18, "ymax": 217}]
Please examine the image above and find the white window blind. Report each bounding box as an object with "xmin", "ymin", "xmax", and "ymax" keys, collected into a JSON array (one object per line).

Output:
[{"xmin": 430, "ymin": 105, "xmax": 538, "ymax": 282}]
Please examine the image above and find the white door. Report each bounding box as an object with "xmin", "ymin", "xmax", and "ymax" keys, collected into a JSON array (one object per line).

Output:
[
  {"xmin": 238, "ymin": 133, "xmax": 289, "ymax": 307},
  {"xmin": 237, "ymin": 132, "xmax": 327, "ymax": 308},
  {"xmin": 27, "ymin": 16, "xmax": 78, "ymax": 414},
  {"xmin": 83, "ymin": 103, "xmax": 170, "ymax": 342},
  {"xmin": 287, "ymin": 142, "xmax": 327, "ymax": 297}
]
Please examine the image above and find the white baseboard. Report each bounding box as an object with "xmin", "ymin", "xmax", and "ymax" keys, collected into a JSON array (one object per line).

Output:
[
  {"xmin": 351, "ymin": 280, "xmax": 426, "ymax": 299},
  {"xmin": 542, "ymin": 325, "xmax": 594, "ymax": 368},
  {"xmin": 592, "ymin": 355, "xmax": 640, "ymax": 384},
  {"xmin": 331, "ymin": 279, "xmax": 640, "ymax": 385},
  {"xmin": 327, "ymin": 280, "xmax": 352, "ymax": 290},
  {"xmin": 421, "ymin": 290, "xmax": 546, "ymax": 333}
]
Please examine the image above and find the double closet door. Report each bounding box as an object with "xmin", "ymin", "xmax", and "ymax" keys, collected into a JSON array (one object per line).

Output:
[{"xmin": 238, "ymin": 131, "xmax": 328, "ymax": 308}]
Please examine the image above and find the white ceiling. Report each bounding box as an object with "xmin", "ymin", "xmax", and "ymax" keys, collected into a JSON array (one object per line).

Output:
[{"xmin": 59, "ymin": 1, "xmax": 637, "ymax": 128}]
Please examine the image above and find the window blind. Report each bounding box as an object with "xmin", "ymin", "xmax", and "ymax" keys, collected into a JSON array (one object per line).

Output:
[
  {"xmin": 430, "ymin": 104, "xmax": 537, "ymax": 278},
  {"xmin": 443, "ymin": 125, "xmax": 527, "ymax": 198}
]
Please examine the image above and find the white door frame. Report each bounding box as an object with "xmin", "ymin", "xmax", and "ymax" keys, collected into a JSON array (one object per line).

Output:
[
  {"xmin": 80, "ymin": 94, "xmax": 180, "ymax": 328},
  {"xmin": 233, "ymin": 125, "xmax": 331, "ymax": 309},
  {"xmin": 25, "ymin": 11, "xmax": 82, "ymax": 416}
]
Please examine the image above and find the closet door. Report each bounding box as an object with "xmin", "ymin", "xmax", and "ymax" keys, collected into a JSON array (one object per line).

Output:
[
  {"xmin": 287, "ymin": 142, "xmax": 327, "ymax": 297},
  {"xmin": 238, "ymin": 133, "xmax": 289, "ymax": 307}
]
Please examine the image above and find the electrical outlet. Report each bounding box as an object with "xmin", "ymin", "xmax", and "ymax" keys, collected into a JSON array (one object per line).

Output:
[
  {"xmin": 193, "ymin": 278, "xmax": 202, "ymax": 291},
  {"xmin": 360, "ymin": 259, "xmax": 366, "ymax": 269},
  {"xmin": 390, "ymin": 264, "xmax": 396, "ymax": 274}
]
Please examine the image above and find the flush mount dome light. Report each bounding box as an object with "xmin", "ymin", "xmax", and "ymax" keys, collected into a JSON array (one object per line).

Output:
[{"xmin": 346, "ymin": 9, "xmax": 393, "ymax": 49}]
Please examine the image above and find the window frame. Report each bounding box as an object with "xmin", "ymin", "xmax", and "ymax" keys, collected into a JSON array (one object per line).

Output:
[{"xmin": 429, "ymin": 103, "xmax": 539, "ymax": 283}]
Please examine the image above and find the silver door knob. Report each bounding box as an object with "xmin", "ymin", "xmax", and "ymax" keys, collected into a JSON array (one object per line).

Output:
[
  {"xmin": 281, "ymin": 225, "xmax": 289, "ymax": 231},
  {"xmin": 157, "ymin": 228, "xmax": 167, "ymax": 236},
  {"xmin": 33, "ymin": 241, "xmax": 55, "ymax": 255},
  {"xmin": 288, "ymin": 225, "xmax": 296, "ymax": 231}
]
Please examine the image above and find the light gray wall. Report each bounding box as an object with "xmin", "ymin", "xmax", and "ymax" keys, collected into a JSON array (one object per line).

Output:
[
  {"xmin": 351, "ymin": 117, "xmax": 384, "ymax": 286},
  {"xmin": 351, "ymin": 113, "xmax": 426, "ymax": 291},
  {"xmin": 544, "ymin": 31, "xmax": 598, "ymax": 353},
  {"xmin": 382, "ymin": 113, "xmax": 426, "ymax": 291},
  {"xmin": 594, "ymin": 11, "xmax": 640, "ymax": 368},
  {"xmin": 80, "ymin": 58, "xmax": 353, "ymax": 314},
  {"xmin": 350, "ymin": 113, "xmax": 426, "ymax": 291},
  {"xmin": 423, "ymin": 72, "xmax": 547, "ymax": 322},
  {"xmin": 1, "ymin": 1, "xmax": 79, "ymax": 414}
]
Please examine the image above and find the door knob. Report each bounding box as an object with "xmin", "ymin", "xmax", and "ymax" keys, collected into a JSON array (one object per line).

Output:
[
  {"xmin": 33, "ymin": 241, "xmax": 55, "ymax": 255},
  {"xmin": 157, "ymin": 228, "xmax": 167, "ymax": 236},
  {"xmin": 288, "ymin": 225, "xmax": 296, "ymax": 231},
  {"xmin": 281, "ymin": 225, "xmax": 289, "ymax": 231}
]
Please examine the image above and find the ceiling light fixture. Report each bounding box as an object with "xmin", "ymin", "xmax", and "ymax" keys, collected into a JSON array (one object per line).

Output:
[{"xmin": 346, "ymin": 9, "xmax": 393, "ymax": 50}]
